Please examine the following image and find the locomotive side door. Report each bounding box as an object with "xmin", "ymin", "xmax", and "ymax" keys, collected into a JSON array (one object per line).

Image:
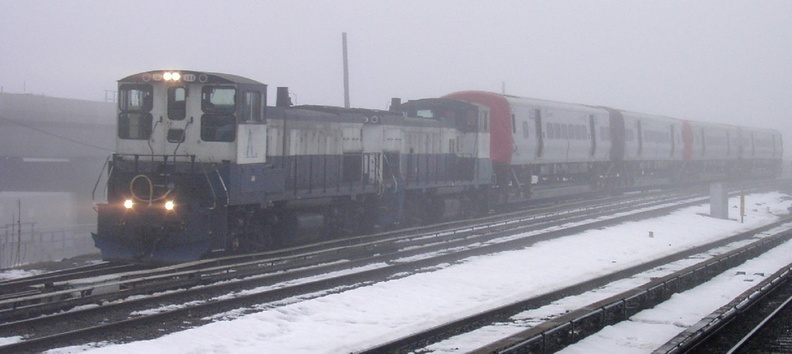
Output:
[{"xmin": 236, "ymin": 90, "xmax": 267, "ymax": 164}]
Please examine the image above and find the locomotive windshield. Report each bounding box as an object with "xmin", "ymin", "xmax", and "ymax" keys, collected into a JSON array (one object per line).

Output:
[
  {"xmin": 201, "ymin": 114, "xmax": 236, "ymax": 142},
  {"xmin": 200, "ymin": 86, "xmax": 237, "ymax": 142},
  {"xmin": 201, "ymin": 86, "xmax": 236, "ymax": 113},
  {"xmin": 168, "ymin": 87, "xmax": 186, "ymax": 120}
]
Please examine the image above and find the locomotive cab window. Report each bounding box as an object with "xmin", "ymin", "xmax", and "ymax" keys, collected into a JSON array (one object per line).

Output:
[
  {"xmin": 168, "ymin": 87, "xmax": 186, "ymax": 120},
  {"xmin": 118, "ymin": 84, "xmax": 153, "ymax": 140},
  {"xmin": 241, "ymin": 91, "xmax": 262, "ymax": 122},
  {"xmin": 201, "ymin": 114, "xmax": 236, "ymax": 142},
  {"xmin": 201, "ymin": 86, "xmax": 236, "ymax": 114},
  {"xmin": 415, "ymin": 109, "xmax": 435, "ymax": 119}
]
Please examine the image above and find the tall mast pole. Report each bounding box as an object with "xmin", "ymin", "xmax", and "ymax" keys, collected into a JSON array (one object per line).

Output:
[{"xmin": 342, "ymin": 32, "xmax": 350, "ymax": 108}]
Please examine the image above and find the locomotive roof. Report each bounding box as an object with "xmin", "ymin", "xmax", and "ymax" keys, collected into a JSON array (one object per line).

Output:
[
  {"xmin": 294, "ymin": 105, "xmax": 397, "ymax": 117},
  {"xmin": 119, "ymin": 70, "xmax": 265, "ymax": 85}
]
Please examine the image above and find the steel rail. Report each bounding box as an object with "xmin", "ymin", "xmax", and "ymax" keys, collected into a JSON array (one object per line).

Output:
[
  {"xmin": 0, "ymin": 191, "xmax": 729, "ymax": 352},
  {"xmin": 361, "ymin": 219, "xmax": 792, "ymax": 353}
]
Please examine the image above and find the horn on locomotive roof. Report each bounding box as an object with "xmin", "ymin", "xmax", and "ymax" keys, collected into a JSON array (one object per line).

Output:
[{"xmin": 276, "ymin": 87, "xmax": 292, "ymax": 108}]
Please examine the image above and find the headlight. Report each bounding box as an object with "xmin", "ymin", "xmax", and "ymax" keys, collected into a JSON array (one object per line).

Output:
[
  {"xmin": 164, "ymin": 201, "xmax": 175, "ymax": 211},
  {"xmin": 163, "ymin": 72, "xmax": 181, "ymax": 81},
  {"xmin": 124, "ymin": 199, "xmax": 134, "ymax": 209}
]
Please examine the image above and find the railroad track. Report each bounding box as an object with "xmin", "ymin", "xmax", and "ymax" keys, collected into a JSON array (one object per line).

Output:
[
  {"xmin": 657, "ymin": 259, "xmax": 792, "ymax": 353},
  {"xmin": 0, "ymin": 261, "xmax": 143, "ymax": 300},
  {"xmin": 0, "ymin": 188, "xmax": 727, "ymax": 352},
  {"xmin": 0, "ymin": 188, "xmax": 703, "ymax": 322},
  {"xmin": 730, "ymin": 284, "xmax": 792, "ymax": 353},
  {"xmin": 364, "ymin": 219, "xmax": 792, "ymax": 353}
]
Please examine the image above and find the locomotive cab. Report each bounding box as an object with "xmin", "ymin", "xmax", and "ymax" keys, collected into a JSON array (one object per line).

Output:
[
  {"xmin": 116, "ymin": 71, "xmax": 267, "ymax": 163},
  {"xmin": 95, "ymin": 70, "xmax": 270, "ymax": 262}
]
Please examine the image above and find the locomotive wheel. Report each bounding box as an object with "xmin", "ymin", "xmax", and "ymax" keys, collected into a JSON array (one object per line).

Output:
[
  {"xmin": 251, "ymin": 214, "xmax": 277, "ymax": 250},
  {"xmin": 227, "ymin": 235, "xmax": 241, "ymax": 254},
  {"xmin": 325, "ymin": 199, "xmax": 364, "ymax": 237}
]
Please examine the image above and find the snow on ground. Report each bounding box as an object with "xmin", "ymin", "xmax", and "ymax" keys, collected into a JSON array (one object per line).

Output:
[
  {"xmin": 43, "ymin": 192, "xmax": 792, "ymax": 354},
  {"xmin": 0, "ymin": 268, "xmax": 44, "ymax": 281},
  {"xmin": 559, "ymin": 236, "xmax": 792, "ymax": 353}
]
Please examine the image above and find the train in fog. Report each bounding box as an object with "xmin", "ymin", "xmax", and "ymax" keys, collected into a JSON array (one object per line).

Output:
[{"xmin": 92, "ymin": 70, "xmax": 783, "ymax": 263}]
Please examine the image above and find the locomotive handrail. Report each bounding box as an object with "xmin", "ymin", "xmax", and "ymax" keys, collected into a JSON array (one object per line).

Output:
[
  {"xmin": 170, "ymin": 116, "xmax": 193, "ymax": 157},
  {"xmin": 147, "ymin": 117, "xmax": 162, "ymax": 158},
  {"xmin": 199, "ymin": 161, "xmax": 219, "ymax": 210},
  {"xmin": 91, "ymin": 155, "xmax": 113, "ymax": 205},
  {"xmin": 214, "ymin": 168, "xmax": 230, "ymax": 207},
  {"xmin": 113, "ymin": 153, "xmax": 198, "ymax": 164}
]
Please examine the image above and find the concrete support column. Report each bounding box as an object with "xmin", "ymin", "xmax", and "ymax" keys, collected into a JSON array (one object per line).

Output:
[{"xmin": 710, "ymin": 182, "xmax": 729, "ymax": 219}]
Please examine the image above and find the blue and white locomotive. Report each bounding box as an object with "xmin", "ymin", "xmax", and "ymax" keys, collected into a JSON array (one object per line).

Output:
[{"xmin": 93, "ymin": 70, "xmax": 492, "ymax": 262}]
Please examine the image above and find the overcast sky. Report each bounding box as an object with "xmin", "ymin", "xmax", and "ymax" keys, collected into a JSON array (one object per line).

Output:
[{"xmin": 2, "ymin": 0, "xmax": 791, "ymax": 149}]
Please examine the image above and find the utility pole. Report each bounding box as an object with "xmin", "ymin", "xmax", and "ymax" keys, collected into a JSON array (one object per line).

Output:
[
  {"xmin": 15, "ymin": 199, "xmax": 21, "ymax": 266},
  {"xmin": 342, "ymin": 32, "xmax": 350, "ymax": 108}
]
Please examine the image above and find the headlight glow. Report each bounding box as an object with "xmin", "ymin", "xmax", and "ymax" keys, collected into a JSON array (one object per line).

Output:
[
  {"xmin": 163, "ymin": 72, "xmax": 181, "ymax": 81},
  {"xmin": 124, "ymin": 199, "xmax": 134, "ymax": 209},
  {"xmin": 164, "ymin": 201, "xmax": 175, "ymax": 211}
]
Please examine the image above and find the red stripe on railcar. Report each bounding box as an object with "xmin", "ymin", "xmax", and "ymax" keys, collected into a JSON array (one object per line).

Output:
[{"xmin": 443, "ymin": 91, "xmax": 513, "ymax": 165}]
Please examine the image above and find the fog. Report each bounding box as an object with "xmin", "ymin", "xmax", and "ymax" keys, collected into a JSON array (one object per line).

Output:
[{"xmin": 2, "ymin": 1, "xmax": 791, "ymax": 152}]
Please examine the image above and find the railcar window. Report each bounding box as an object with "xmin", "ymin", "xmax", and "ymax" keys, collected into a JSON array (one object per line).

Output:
[
  {"xmin": 546, "ymin": 123, "xmax": 554, "ymax": 139},
  {"xmin": 118, "ymin": 113, "xmax": 153, "ymax": 139},
  {"xmin": 168, "ymin": 87, "xmax": 186, "ymax": 120},
  {"xmin": 201, "ymin": 86, "xmax": 236, "ymax": 114},
  {"xmin": 119, "ymin": 84, "xmax": 152, "ymax": 112},
  {"xmin": 242, "ymin": 91, "xmax": 262, "ymax": 122},
  {"xmin": 201, "ymin": 114, "xmax": 236, "ymax": 142}
]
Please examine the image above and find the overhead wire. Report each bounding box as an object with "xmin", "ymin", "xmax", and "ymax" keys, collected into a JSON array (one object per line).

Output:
[{"xmin": 0, "ymin": 114, "xmax": 114, "ymax": 152}]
